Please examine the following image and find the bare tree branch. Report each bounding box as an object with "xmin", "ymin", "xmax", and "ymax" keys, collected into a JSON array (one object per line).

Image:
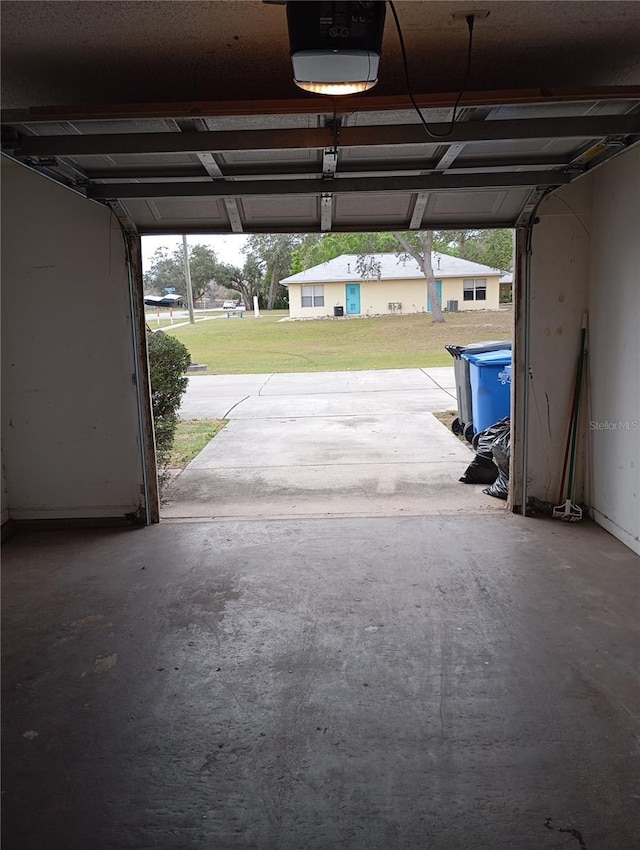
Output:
[{"xmin": 392, "ymin": 231, "xmax": 445, "ymax": 323}]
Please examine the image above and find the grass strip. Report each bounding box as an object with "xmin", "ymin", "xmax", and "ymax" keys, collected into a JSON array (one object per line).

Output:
[{"xmin": 169, "ymin": 419, "xmax": 227, "ymax": 468}]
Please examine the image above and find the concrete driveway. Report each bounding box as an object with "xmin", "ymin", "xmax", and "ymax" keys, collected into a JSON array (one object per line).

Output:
[{"xmin": 162, "ymin": 368, "xmax": 502, "ymax": 519}]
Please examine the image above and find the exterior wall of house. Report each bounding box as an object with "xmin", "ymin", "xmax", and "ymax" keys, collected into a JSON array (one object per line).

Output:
[
  {"xmin": 288, "ymin": 281, "xmax": 346, "ymax": 318},
  {"xmin": 441, "ymin": 277, "xmax": 500, "ymax": 311},
  {"xmin": 512, "ymin": 146, "xmax": 639, "ymax": 554},
  {"xmin": 288, "ymin": 275, "xmax": 501, "ymax": 318},
  {"xmin": 357, "ymin": 280, "xmax": 431, "ymax": 316},
  {"xmin": 1, "ymin": 157, "xmax": 148, "ymax": 522}
]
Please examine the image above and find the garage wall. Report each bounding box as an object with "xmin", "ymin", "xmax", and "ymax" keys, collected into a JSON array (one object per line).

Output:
[
  {"xmin": 1, "ymin": 157, "xmax": 146, "ymax": 521},
  {"xmin": 520, "ymin": 178, "xmax": 592, "ymax": 507},
  {"xmin": 587, "ymin": 148, "xmax": 640, "ymax": 553},
  {"xmin": 1, "ymin": 458, "xmax": 8, "ymax": 525},
  {"xmin": 516, "ymin": 146, "xmax": 639, "ymax": 554}
]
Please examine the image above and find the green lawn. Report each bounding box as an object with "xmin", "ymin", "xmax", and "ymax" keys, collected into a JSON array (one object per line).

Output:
[
  {"xmin": 145, "ymin": 311, "xmax": 222, "ymax": 330},
  {"xmin": 164, "ymin": 308, "xmax": 513, "ymax": 374},
  {"xmin": 169, "ymin": 419, "xmax": 227, "ymax": 467},
  {"xmin": 146, "ymin": 318, "xmax": 183, "ymax": 329}
]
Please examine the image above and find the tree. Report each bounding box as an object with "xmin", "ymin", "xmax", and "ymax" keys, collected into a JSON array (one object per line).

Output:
[
  {"xmin": 291, "ymin": 231, "xmax": 399, "ymax": 273},
  {"xmin": 391, "ymin": 231, "xmax": 446, "ymax": 323},
  {"xmin": 434, "ymin": 229, "xmax": 514, "ymax": 272},
  {"xmin": 143, "ymin": 243, "xmax": 225, "ymax": 302},
  {"xmin": 209, "ymin": 257, "xmax": 267, "ymax": 310},
  {"xmin": 462, "ymin": 229, "xmax": 514, "ymax": 272},
  {"xmin": 143, "ymin": 247, "xmax": 183, "ymax": 296},
  {"xmin": 243, "ymin": 234, "xmax": 302, "ymax": 309},
  {"xmin": 239, "ymin": 254, "xmax": 267, "ymax": 307}
]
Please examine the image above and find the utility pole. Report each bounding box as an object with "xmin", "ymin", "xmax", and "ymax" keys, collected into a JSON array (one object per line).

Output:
[{"xmin": 182, "ymin": 234, "xmax": 196, "ymax": 325}]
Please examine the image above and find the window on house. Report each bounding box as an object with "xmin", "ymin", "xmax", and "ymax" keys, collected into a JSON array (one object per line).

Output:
[
  {"xmin": 463, "ymin": 278, "xmax": 487, "ymax": 301},
  {"xmin": 301, "ymin": 285, "xmax": 325, "ymax": 307}
]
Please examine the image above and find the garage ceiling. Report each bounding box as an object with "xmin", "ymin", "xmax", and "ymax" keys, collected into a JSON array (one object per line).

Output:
[{"xmin": 2, "ymin": 1, "xmax": 640, "ymax": 234}]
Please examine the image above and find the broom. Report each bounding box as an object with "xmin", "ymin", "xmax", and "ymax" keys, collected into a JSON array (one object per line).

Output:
[{"xmin": 553, "ymin": 311, "xmax": 588, "ymax": 522}]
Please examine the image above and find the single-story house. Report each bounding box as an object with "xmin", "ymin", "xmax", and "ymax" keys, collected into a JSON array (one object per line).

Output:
[
  {"xmin": 500, "ymin": 271, "xmax": 514, "ymax": 303},
  {"xmin": 281, "ymin": 253, "xmax": 503, "ymax": 319}
]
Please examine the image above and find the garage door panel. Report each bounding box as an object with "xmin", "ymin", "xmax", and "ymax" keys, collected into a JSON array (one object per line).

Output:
[
  {"xmin": 334, "ymin": 192, "xmax": 414, "ymax": 225},
  {"xmin": 121, "ymin": 198, "xmax": 229, "ymax": 228},
  {"xmin": 417, "ymin": 188, "xmax": 531, "ymax": 224},
  {"xmin": 238, "ymin": 195, "xmax": 318, "ymax": 226}
]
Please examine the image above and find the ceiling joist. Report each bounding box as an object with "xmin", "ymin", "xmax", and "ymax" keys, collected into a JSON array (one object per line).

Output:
[
  {"xmin": 75, "ymin": 153, "xmax": 578, "ymax": 182},
  {"xmin": 87, "ymin": 170, "xmax": 572, "ymax": 201},
  {"xmin": 4, "ymin": 86, "xmax": 640, "ymax": 125},
  {"xmin": 10, "ymin": 115, "xmax": 640, "ymax": 158}
]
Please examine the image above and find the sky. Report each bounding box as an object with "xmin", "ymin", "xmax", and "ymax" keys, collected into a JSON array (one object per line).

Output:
[{"xmin": 141, "ymin": 234, "xmax": 249, "ymax": 273}]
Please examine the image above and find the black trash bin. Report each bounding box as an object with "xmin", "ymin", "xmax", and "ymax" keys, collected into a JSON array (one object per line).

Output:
[
  {"xmin": 334, "ymin": 305, "xmax": 344, "ymax": 317},
  {"xmin": 445, "ymin": 340, "xmax": 512, "ymax": 440}
]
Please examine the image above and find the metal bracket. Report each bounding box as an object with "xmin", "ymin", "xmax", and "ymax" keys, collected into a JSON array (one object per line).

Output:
[
  {"xmin": 106, "ymin": 200, "xmax": 138, "ymax": 236},
  {"xmin": 224, "ymin": 198, "xmax": 243, "ymax": 232},
  {"xmin": 409, "ymin": 192, "xmax": 429, "ymax": 229},
  {"xmin": 322, "ymin": 147, "xmax": 338, "ymax": 179},
  {"xmin": 515, "ymin": 187, "xmax": 550, "ymax": 229},
  {"xmin": 320, "ymin": 193, "xmax": 333, "ymax": 231}
]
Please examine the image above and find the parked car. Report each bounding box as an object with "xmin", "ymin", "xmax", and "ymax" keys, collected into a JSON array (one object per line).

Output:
[
  {"xmin": 144, "ymin": 294, "xmax": 184, "ymax": 308},
  {"xmin": 222, "ymin": 299, "xmax": 237, "ymax": 309},
  {"xmin": 237, "ymin": 301, "xmax": 246, "ymax": 310}
]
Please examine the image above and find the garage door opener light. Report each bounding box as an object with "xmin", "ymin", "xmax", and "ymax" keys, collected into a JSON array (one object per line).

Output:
[{"xmin": 287, "ymin": 1, "xmax": 386, "ymax": 95}]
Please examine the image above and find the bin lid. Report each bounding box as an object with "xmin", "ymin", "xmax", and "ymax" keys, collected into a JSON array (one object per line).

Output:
[
  {"xmin": 461, "ymin": 348, "xmax": 512, "ymax": 366},
  {"xmin": 444, "ymin": 344, "xmax": 465, "ymax": 358},
  {"xmin": 462, "ymin": 340, "xmax": 512, "ymax": 353}
]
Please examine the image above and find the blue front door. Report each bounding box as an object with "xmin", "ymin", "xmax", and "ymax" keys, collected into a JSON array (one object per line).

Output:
[
  {"xmin": 346, "ymin": 283, "xmax": 361, "ymax": 315},
  {"xmin": 427, "ymin": 279, "xmax": 442, "ymax": 312}
]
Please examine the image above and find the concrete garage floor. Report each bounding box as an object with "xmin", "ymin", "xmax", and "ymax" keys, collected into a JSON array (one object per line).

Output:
[
  {"xmin": 164, "ymin": 368, "xmax": 500, "ymax": 519},
  {"xmin": 2, "ymin": 515, "xmax": 639, "ymax": 850}
]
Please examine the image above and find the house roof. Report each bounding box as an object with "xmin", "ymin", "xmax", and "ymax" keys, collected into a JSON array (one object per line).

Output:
[{"xmin": 280, "ymin": 253, "xmax": 503, "ymax": 286}]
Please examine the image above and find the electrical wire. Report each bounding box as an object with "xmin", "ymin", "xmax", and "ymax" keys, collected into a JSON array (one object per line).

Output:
[
  {"xmin": 339, "ymin": 50, "xmax": 374, "ymax": 128},
  {"xmin": 331, "ymin": 98, "xmax": 338, "ymax": 152},
  {"xmin": 388, "ymin": 1, "xmax": 475, "ymax": 139},
  {"xmin": 549, "ymin": 192, "xmax": 592, "ymax": 237}
]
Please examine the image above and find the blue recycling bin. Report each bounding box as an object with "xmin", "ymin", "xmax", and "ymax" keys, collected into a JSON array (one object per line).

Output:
[
  {"xmin": 461, "ymin": 348, "xmax": 512, "ymax": 434},
  {"xmin": 444, "ymin": 340, "xmax": 511, "ymax": 431}
]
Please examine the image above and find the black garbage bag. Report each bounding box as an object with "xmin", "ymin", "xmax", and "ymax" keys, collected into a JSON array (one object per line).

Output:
[
  {"xmin": 483, "ymin": 424, "xmax": 511, "ymax": 500},
  {"xmin": 474, "ymin": 417, "xmax": 510, "ymax": 457},
  {"xmin": 460, "ymin": 417, "xmax": 509, "ymax": 485},
  {"xmin": 459, "ymin": 454, "xmax": 498, "ymax": 484}
]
